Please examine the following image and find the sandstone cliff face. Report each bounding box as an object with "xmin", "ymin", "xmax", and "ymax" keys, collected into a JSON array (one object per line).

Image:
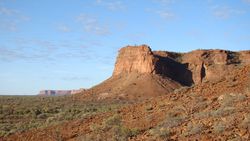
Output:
[
  {"xmin": 113, "ymin": 45, "xmax": 250, "ymax": 86},
  {"xmin": 113, "ymin": 45, "xmax": 156, "ymax": 75},
  {"xmin": 180, "ymin": 50, "xmax": 250, "ymax": 84},
  {"xmin": 180, "ymin": 50, "xmax": 230, "ymax": 84},
  {"xmin": 239, "ymin": 51, "xmax": 250, "ymax": 64}
]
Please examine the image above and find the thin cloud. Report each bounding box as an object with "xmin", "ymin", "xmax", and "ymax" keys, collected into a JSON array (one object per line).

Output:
[
  {"xmin": 0, "ymin": 38, "xmax": 99, "ymax": 62},
  {"xmin": 76, "ymin": 14, "xmax": 110, "ymax": 36},
  {"xmin": 153, "ymin": 0, "xmax": 176, "ymax": 5},
  {"xmin": 149, "ymin": 0, "xmax": 177, "ymax": 20},
  {"xmin": 156, "ymin": 10, "xmax": 175, "ymax": 20},
  {"xmin": 0, "ymin": 47, "xmax": 26, "ymax": 61},
  {"xmin": 212, "ymin": 5, "xmax": 245, "ymax": 19},
  {"xmin": 0, "ymin": 39, "xmax": 55, "ymax": 61},
  {"xmin": 57, "ymin": 24, "xmax": 71, "ymax": 32},
  {"xmin": 0, "ymin": 19, "xmax": 17, "ymax": 31},
  {"xmin": 0, "ymin": 7, "xmax": 18, "ymax": 15},
  {"xmin": 0, "ymin": 5, "xmax": 30, "ymax": 32},
  {"xmin": 95, "ymin": 0, "xmax": 125, "ymax": 11}
]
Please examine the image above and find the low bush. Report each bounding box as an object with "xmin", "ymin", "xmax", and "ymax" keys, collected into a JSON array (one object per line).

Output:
[
  {"xmin": 184, "ymin": 122, "xmax": 205, "ymax": 136},
  {"xmin": 0, "ymin": 95, "xmax": 124, "ymax": 137},
  {"xmin": 149, "ymin": 127, "xmax": 171, "ymax": 139},
  {"xmin": 212, "ymin": 121, "xmax": 227, "ymax": 134},
  {"xmin": 90, "ymin": 114, "xmax": 140, "ymax": 141},
  {"xmin": 210, "ymin": 107, "xmax": 235, "ymax": 117},
  {"xmin": 238, "ymin": 114, "xmax": 250, "ymax": 130}
]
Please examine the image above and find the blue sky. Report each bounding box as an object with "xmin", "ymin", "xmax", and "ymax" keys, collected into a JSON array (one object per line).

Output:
[{"xmin": 0, "ymin": 0, "xmax": 249, "ymax": 95}]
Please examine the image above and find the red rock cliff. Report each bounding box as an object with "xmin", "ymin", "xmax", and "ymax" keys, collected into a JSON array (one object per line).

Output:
[
  {"xmin": 113, "ymin": 45, "xmax": 157, "ymax": 75},
  {"xmin": 113, "ymin": 45, "xmax": 250, "ymax": 86}
]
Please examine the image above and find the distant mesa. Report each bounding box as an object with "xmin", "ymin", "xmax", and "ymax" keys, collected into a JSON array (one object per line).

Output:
[{"xmin": 38, "ymin": 88, "xmax": 86, "ymax": 96}]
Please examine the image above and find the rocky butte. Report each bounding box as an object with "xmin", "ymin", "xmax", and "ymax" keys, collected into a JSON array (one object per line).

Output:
[
  {"xmin": 113, "ymin": 45, "xmax": 250, "ymax": 85},
  {"xmin": 79, "ymin": 44, "xmax": 250, "ymax": 100}
]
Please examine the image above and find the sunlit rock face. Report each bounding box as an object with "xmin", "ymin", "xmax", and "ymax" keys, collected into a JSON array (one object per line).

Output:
[
  {"xmin": 113, "ymin": 44, "xmax": 250, "ymax": 86},
  {"xmin": 113, "ymin": 45, "xmax": 157, "ymax": 75}
]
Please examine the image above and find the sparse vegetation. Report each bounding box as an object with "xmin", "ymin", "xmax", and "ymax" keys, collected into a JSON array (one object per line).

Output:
[
  {"xmin": 0, "ymin": 95, "xmax": 124, "ymax": 137},
  {"xmin": 88, "ymin": 114, "xmax": 140, "ymax": 141}
]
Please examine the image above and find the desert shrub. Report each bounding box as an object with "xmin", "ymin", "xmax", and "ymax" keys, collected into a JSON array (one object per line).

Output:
[
  {"xmin": 193, "ymin": 111, "xmax": 210, "ymax": 119},
  {"xmin": 190, "ymin": 101, "xmax": 209, "ymax": 114},
  {"xmin": 46, "ymin": 116, "xmax": 56, "ymax": 124},
  {"xmin": 76, "ymin": 133, "xmax": 102, "ymax": 141},
  {"xmin": 0, "ymin": 95, "xmax": 124, "ymax": 137},
  {"xmin": 31, "ymin": 108, "xmax": 42, "ymax": 118},
  {"xmin": 153, "ymin": 105, "xmax": 188, "ymax": 131},
  {"xmin": 90, "ymin": 115, "xmax": 140, "ymax": 141},
  {"xmin": 148, "ymin": 108, "xmax": 186, "ymax": 139},
  {"xmin": 149, "ymin": 127, "xmax": 171, "ymax": 139},
  {"xmin": 238, "ymin": 114, "xmax": 250, "ymax": 130},
  {"xmin": 219, "ymin": 93, "xmax": 247, "ymax": 107},
  {"xmin": 184, "ymin": 122, "xmax": 205, "ymax": 136},
  {"xmin": 212, "ymin": 121, "xmax": 227, "ymax": 134},
  {"xmin": 83, "ymin": 107, "xmax": 98, "ymax": 113},
  {"xmin": 111, "ymin": 125, "xmax": 136, "ymax": 141},
  {"xmin": 0, "ymin": 124, "xmax": 11, "ymax": 137},
  {"xmin": 210, "ymin": 107, "xmax": 235, "ymax": 117},
  {"xmin": 1, "ymin": 105, "xmax": 13, "ymax": 115},
  {"xmin": 161, "ymin": 116, "xmax": 186, "ymax": 129},
  {"xmin": 104, "ymin": 114, "xmax": 122, "ymax": 129}
]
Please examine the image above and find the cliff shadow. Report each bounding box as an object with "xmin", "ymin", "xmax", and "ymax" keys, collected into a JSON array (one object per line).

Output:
[{"xmin": 154, "ymin": 55, "xmax": 194, "ymax": 86}]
